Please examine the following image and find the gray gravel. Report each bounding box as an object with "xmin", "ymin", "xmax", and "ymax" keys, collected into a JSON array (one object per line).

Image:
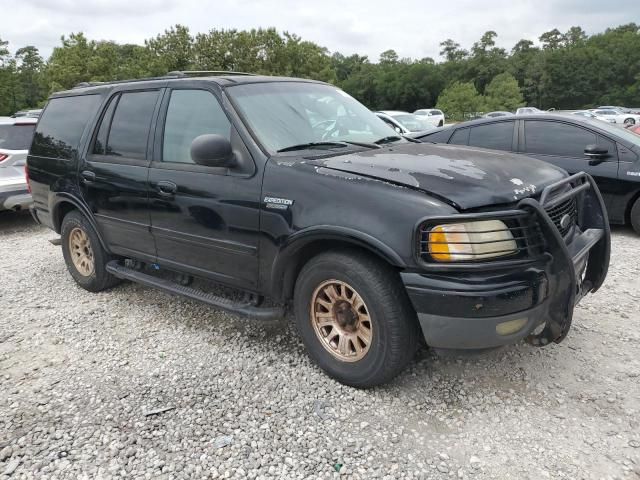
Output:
[{"xmin": 1, "ymin": 210, "xmax": 639, "ymax": 479}]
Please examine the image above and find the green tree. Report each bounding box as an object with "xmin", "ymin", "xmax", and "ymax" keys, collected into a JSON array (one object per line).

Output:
[
  {"xmin": 0, "ymin": 37, "xmax": 21, "ymax": 115},
  {"xmin": 439, "ymin": 39, "xmax": 467, "ymax": 62},
  {"xmin": 436, "ymin": 81, "xmax": 483, "ymax": 121},
  {"xmin": 145, "ymin": 24, "xmax": 193, "ymax": 72},
  {"xmin": 467, "ymin": 31, "xmax": 508, "ymax": 94},
  {"xmin": 539, "ymin": 28, "xmax": 564, "ymax": 50},
  {"xmin": 484, "ymin": 72, "xmax": 525, "ymax": 111},
  {"xmin": 15, "ymin": 46, "xmax": 45, "ymax": 107}
]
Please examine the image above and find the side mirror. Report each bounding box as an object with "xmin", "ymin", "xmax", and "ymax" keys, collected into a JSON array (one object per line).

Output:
[
  {"xmin": 394, "ymin": 126, "xmax": 403, "ymax": 134},
  {"xmin": 190, "ymin": 134, "xmax": 235, "ymax": 167},
  {"xmin": 584, "ymin": 144, "xmax": 608, "ymax": 165}
]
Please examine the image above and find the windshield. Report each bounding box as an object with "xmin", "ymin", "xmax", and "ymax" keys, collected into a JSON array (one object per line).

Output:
[
  {"xmin": 0, "ymin": 124, "xmax": 36, "ymax": 151},
  {"xmin": 227, "ymin": 82, "xmax": 397, "ymax": 153},
  {"xmin": 390, "ymin": 114, "xmax": 430, "ymax": 132}
]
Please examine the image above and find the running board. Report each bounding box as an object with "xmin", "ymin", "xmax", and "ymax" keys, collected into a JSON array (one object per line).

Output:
[{"xmin": 106, "ymin": 261, "xmax": 285, "ymax": 320}]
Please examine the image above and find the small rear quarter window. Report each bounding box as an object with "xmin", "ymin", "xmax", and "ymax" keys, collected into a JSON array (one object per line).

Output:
[{"xmin": 31, "ymin": 94, "xmax": 101, "ymax": 159}]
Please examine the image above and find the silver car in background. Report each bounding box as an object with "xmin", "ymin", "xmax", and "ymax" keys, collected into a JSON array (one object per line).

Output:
[{"xmin": 0, "ymin": 117, "xmax": 37, "ymax": 212}]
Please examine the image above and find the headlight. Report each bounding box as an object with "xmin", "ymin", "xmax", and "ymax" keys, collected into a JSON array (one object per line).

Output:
[{"xmin": 428, "ymin": 220, "xmax": 517, "ymax": 262}]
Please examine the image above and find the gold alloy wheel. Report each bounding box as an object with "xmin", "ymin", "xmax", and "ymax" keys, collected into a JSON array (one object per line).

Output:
[
  {"xmin": 310, "ymin": 279, "xmax": 373, "ymax": 362},
  {"xmin": 68, "ymin": 227, "xmax": 95, "ymax": 277}
]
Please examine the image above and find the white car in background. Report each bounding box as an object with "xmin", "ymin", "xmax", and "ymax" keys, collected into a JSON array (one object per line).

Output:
[
  {"xmin": 413, "ymin": 109, "xmax": 445, "ymax": 127},
  {"xmin": 570, "ymin": 110, "xmax": 615, "ymax": 123},
  {"xmin": 0, "ymin": 117, "xmax": 37, "ymax": 212},
  {"xmin": 375, "ymin": 111, "xmax": 437, "ymax": 136},
  {"xmin": 516, "ymin": 107, "xmax": 544, "ymax": 115},
  {"xmin": 590, "ymin": 108, "xmax": 640, "ymax": 125}
]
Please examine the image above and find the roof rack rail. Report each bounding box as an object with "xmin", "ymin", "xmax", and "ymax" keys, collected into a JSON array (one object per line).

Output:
[
  {"xmin": 73, "ymin": 81, "xmax": 105, "ymax": 88},
  {"xmin": 71, "ymin": 71, "xmax": 256, "ymax": 89},
  {"xmin": 166, "ymin": 70, "xmax": 256, "ymax": 77}
]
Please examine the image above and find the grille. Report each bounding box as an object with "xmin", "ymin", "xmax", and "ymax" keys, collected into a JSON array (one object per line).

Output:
[{"xmin": 544, "ymin": 197, "xmax": 577, "ymax": 237}]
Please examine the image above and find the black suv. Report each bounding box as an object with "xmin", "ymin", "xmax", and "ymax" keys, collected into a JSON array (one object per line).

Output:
[{"xmin": 27, "ymin": 73, "xmax": 610, "ymax": 387}]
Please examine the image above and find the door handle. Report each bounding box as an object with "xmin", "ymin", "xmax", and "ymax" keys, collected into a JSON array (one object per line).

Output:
[
  {"xmin": 156, "ymin": 180, "xmax": 177, "ymax": 197},
  {"xmin": 80, "ymin": 170, "xmax": 96, "ymax": 184}
]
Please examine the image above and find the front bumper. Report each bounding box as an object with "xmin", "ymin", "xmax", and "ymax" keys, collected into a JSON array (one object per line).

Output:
[{"xmin": 403, "ymin": 172, "xmax": 610, "ymax": 349}]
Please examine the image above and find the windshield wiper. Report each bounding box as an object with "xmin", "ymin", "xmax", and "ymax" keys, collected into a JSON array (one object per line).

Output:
[
  {"xmin": 342, "ymin": 140, "xmax": 382, "ymax": 149},
  {"xmin": 374, "ymin": 135, "xmax": 404, "ymax": 145},
  {"xmin": 277, "ymin": 141, "xmax": 349, "ymax": 153}
]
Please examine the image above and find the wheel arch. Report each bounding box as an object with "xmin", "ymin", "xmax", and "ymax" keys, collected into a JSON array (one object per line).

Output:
[
  {"xmin": 270, "ymin": 227, "xmax": 406, "ymax": 302},
  {"xmin": 52, "ymin": 195, "xmax": 111, "ymax": 253},
  {"xmin": 625, "ymin": 188, "xmax": 640, "ymax": 224}
]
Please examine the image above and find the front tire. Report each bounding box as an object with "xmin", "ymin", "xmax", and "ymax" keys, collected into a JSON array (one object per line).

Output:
[
  {"xmin": 624, "ymin": 118, "xmax": 636, "ymax": 125},
  {"xmin": 293, "ymin": 250, "xmax": 420, "ymax": 387},
  {"xmin": 61, "ymin": 210, "xmax": 120, "ymax": 292},
  {"xmin": 630, "ymin": 198, "xmax": 640, "ymax": 235}
]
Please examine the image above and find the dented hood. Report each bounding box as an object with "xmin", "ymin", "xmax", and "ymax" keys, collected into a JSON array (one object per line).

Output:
[{"xmin": 307, "ymin": 143, "xmax": 567, "ymax": 210}]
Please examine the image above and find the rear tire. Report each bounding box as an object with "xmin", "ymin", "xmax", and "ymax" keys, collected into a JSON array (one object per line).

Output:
[
  {"xmin": 624, "ymin": 118, "xmax": 636, "ymax": 125},
  {"xmin": 630, "ymin": 198, "xmax": 640, "ymax": 235},
  {"xmin": 61, "ymin": 210, "xmax": 120, "ymax": 292},
  {"xmin": 293, "ymin": 250, "xmax": 420, "ymax": 388},
  {"xmin": 438, "ymin": 120, "xmax": 444, "ymax": 127}
]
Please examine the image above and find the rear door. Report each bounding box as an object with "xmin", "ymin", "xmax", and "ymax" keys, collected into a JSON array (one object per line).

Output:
[
  {"xmin": 79, "ymin": 89, "xmax": 162, "ymax": 262},
  {"xmin": 147, "ymin": 87, "xmax": 261, "ymax": 289}
]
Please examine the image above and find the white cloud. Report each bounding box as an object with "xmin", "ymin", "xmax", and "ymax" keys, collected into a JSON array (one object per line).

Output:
[{"xmin": 1, "ymin": 0, "xmax": 638, "ymax": 61}]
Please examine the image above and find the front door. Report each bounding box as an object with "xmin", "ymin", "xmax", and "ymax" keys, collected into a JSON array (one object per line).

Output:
[
  {"xmin": 518, "ymin": 119, "xmax": 619, "ymax": 206},
  {"xmin": 80, "ymin": 89, "xmax": 162, "ymax": 262},
  {"xmin": 148, "ymin": 88, "xmax": 261, "ymax": 289}
]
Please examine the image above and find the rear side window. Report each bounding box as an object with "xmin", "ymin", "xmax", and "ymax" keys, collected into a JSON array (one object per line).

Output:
[
  {"xmin": 468, "ymin": 122, "xmax": 514, "ymax": 151},
  {"xmin": 93, "ymin": 95, "xmax": 118, "ymax": 155},
  {"xmin": 105, "ymin": 91, "xmax": 159, "ymax": 159},
  {"xmin": 419, "ymin": 129, "xmax": 452, "ymax": 143},
  {"xmin": 0, "ymin": 124, "xmax": 36, "ymax": 150},
  {"xmin": 31, "ymin": 95, "xmax": 101, "ymax": 159},
  {"xmin": 524, "ymin": 121, "xmax": 597, "ymax": 157},
  {"xmin": 449, "ymin": 128, "xmax": 470, "ymax": 145},
  {"xmin": 162, "ymin": 89, "xmax": 230, "ymax": 163}
]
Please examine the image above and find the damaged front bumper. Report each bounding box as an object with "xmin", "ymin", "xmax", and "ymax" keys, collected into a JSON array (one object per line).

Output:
[{"xmin": 403, "ymin": 172, "xmax": 610, "ymax": 349}]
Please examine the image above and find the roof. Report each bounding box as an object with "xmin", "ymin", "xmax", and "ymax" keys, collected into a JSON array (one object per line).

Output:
[
  {"xmin": 438, "ymin": 113, "xmax": 610, "ymax": 129},
  {"xmin": 52, "ymin": 73, "xmax": 326, "ymax": 97}
]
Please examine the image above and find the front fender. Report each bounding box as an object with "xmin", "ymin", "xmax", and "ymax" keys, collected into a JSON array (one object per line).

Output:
[{"xmin": 269, "ymin": 226, "xmax": 406, "ymax": 301}]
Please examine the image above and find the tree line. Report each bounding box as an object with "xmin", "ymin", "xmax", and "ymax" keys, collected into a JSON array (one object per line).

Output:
[{"xmin": 1, "ymin": 23, "xmax": 639, "ymax": 119}]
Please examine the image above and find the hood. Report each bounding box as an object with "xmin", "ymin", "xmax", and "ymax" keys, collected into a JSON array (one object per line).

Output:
[{"xmin": 306, "ymin": 143, "xmax": 566, "ymax": 210}]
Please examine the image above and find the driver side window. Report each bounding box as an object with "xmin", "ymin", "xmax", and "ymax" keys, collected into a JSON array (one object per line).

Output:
[{"xmin": 162, "ymin": 89, "xmax": 230, "ymax": 164}]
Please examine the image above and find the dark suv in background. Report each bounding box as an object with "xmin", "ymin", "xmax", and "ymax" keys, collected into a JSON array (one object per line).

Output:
[
  {"xmin": 419, "ymin": 114, "xmax": 640, "ymax": 233},
  {"xmin": 27, "ymin": 73, "xmax": 610, "ymax": 387}
]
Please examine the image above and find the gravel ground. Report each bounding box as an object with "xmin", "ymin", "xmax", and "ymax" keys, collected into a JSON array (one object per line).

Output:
[{"xmin": 1, "ymin": 210, "xmax": 639, "ymax": 480}]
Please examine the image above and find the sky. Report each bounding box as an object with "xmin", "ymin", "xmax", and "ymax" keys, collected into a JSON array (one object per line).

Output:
[{"xmin": 2, "ymin": 0, "xmax": 639, "ymax": 61}]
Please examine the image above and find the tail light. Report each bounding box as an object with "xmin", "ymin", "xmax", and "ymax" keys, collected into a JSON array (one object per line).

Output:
[
  {"xmin": 25, "ymin": 165, "xmax": 31, "ymax": 193},
  {"xmin": 0, "ymin": 154, "xmax": 8, "ymax": 163}
]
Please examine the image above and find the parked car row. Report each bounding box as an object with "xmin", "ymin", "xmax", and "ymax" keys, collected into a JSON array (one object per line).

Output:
[
  {"xmin": 0, "ymin": 117, "xmax": 37, "ymax": 212},
  {"xmin": 417, "ymin": 114, "xmax": 640, "ymax": 233},
  {"xmin": 589, "ymin": 108, "xmax": 640, "ymax": 125}
]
